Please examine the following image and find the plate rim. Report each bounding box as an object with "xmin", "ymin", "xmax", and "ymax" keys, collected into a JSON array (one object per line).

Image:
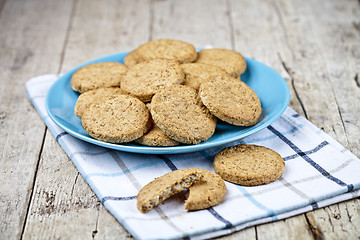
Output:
[{"xmin": 45, "ymin": 52, "xmax": 290, "ymax": 154}]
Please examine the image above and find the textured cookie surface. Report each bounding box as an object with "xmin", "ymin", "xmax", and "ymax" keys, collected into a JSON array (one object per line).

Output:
[
  {"xmin": 135, "ymin": 104, "xmax": 179, "ymax": 147},
  {"xmin": 81, "ymin": 95, "xmax": 150, "ymax": 143},
  {"xmin": 185, "ymin": 169, "xmax": 226, "ymax": 211},
  {"xmin": 123, "ymin": 49, "xmax": 142, "ymax": 67},
  {"xmin": 74, "ymin": 87, "xmax": 127, "ymax": 119},
  {"xmin": 135, "ymin": 39, "xmax": 198, "ymax": 64},
  {"xmin": 199, "ymin": 74, "xmax": 261, "ymax": 126},
  {"xmin": 213, "ymin": 144, "xmax": 285, "ymax": 186},
  {"xmin": 137, "ymin": 168, "xmax": 204, "ymax": 213},
  {"xmin": 121, "ymin": 59, "xmax": 185, "ymax": 102},
  {"xmin": 195, "ymin": 48, "xmax": 247, "ymax": 78},
  {"xmin": 71, "ymin": 62, "xmax": 128, "ymax": 93},
  {"xmin": 181, "ymin": 63, "xmax": 229, "ymax": 90},
  {"xmin": 151, "ymin": 85, "xmax": 217, "ymax": 144}
]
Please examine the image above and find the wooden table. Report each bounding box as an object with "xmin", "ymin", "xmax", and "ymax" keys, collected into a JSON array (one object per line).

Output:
[{"xmin": 1, "ymin": 0, "xmax": 359, "ymax": 239}]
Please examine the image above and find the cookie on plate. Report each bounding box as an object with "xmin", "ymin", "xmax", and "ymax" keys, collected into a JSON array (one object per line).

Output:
[
  {"xmin": 121, "ymin": 59, "xmax": 185, "ymax": 102},
  {"xmin": 151, "ymin": 85, "xmax": 217, "ymax": 144},
  {"xmin": 185, "ymin": 169, "xmax": 226, "ymax": 211},
  {"xmin": 135, "ymin": 39, "xmax": 198, "ymax": 64},
  {"xmin": 199, "ymin": 74, "xmax": 261, "ymax": 126},
  {"xmin": 181, "ymin": 63, "xmax": 229, "ymax": 90},
  {"xmin": 213, "ymin": 144, "xmax": 285, "ymax": 186},
  {"xmin": 123, "ymin": 49, "xmax": 142, "ymax": 67},
  {"xmin": 137, "ymin": 168, "xmax": 204, "ymax": 213},
  {"xmin": 81, "ymin": 95, "xmax": 151, "ymax": 143},
  {"xmin": 195, "ymin": 48, "xmax": 247, "ymax": 78},
  {"xmin": 135, "ymin": 104, "xmax": 180, "ymax": 147},
  {"xmin": 74, "ymin": 87, "xmax": 127, "ymax": 119},
  {"xmin": 71, "ymin": 62, "xmax": 128, "ymax": 93}
]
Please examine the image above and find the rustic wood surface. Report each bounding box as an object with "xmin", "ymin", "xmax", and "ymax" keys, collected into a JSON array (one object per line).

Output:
[{"xmin": 0, "ymin": 0, "xmax": 359, "ymax": 239}]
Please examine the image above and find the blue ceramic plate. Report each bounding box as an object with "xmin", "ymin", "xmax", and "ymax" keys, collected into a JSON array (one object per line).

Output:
[{"xmin": 46, "ymin": 51, "xmax": 290, "ymax": 154}]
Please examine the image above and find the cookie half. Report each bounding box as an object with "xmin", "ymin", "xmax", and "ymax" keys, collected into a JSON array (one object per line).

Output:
[
  {"xmin": 137, "ymin": 168, "xmax": 204, "ymax": 213},
  {"xmin": 195, "ymin": 48, "xmax": 247, "ymax": 78},
  {"xmin": 199, "ymin": 74, "xmax": 261, "ymax": 126},
  {"xmin": 185, "ymin": 169, "xmax": 226, "ymax": 211},
  {"xmin": 135, "ymin": 39, "xmax": 198, "ymax": 64},
  {"xmin": 181, "ymin": 63, "xmax": 229, "ymax": 90},
  {"xmin": 81, "ymin": 95, "xmax": 151, "ymax": 143},
  {"xmin": 121, "ymin": 59, "xmax": 185, "ymax": 102},
  {"xmin": 151, "ymin": 85, "xmax": 217, "ymax": 144},
  {"xmin": 74, "ymin": 87, "xmax": 127, "ymax": 119},
  {"xmin": 213, "ymin": 144, "xmax": 285, "ymax": 186},
  {"xmin": 71, "ymin": 62, "xmax": 128, "ymax": 93}
]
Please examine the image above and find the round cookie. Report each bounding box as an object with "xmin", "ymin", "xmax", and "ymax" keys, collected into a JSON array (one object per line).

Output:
[
  {"xmin": 135, "ymin": 39, "xmax": 198, "ymax": 64},
  {"xmin": 195, "ymin": 48, "xmax": 247, "ymax": 78},
  {"xmin": 81, "ymin": 95, "xmax": 151, "ymax": 143},
  {"xmin": 151, "ymin": 85, "xmax": 217, "ymax": 144},
  {"xmin": 74, "ymin": 87, "xmax": 127, "ymax": 119},
  {"xmin": 135, "ymin": 104, "xmax": 179, "ymax": 147},
  {"xmin": 185, "ymin": 169, "xmax": 226, "ymax": 211},
  {"xmin": 121, "ymin": 59, "xmax": 185, "ymax": 102},
  {"xmin": 123, "ymin": 49, "xmax": 142, "ymax": 67},
  {"xmin": 71, "ymin": 62, "xmax": 128, "ymax": 93},
  {"xmin": 199, "ymin": 74, "xmax": 262, "ymax": 126},
  {"xmin": 181, "ymin": 63, "xmax": 229, "ymax": 90},
  {"xmin": 137, "ymin": 168, "xmax": 204, "ymax": 213},
  {"xmin": 213, "ymin": 144, "xmax": 285, "ymax": 186}
]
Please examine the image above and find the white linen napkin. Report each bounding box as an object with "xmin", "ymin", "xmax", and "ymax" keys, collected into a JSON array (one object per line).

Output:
[{"xmin": 26, "ymin": 74, "xmax": 360, "ymax": 240}]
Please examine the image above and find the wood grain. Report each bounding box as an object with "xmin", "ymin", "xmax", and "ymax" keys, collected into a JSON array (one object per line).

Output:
[{"xmin": 0, "ymin": 0, "xmax": 74, "ymax": 238}]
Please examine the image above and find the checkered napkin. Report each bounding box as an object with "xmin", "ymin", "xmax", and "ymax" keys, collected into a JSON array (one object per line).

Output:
[{"xmin": 26, "ymin": 74, "xmax": 360, "ymax": 240}]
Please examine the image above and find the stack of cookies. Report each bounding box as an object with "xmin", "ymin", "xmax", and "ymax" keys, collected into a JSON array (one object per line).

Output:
[{"xmin": 71, "ymin": 39, "xmax": 262, "ymax": 146}]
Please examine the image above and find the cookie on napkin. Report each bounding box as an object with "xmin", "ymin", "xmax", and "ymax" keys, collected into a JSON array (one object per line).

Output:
[
  {"xmin": 213, "ymin": 144, "xmax": 285, "ymax": 186},
  {"xmin": 185, "ymin": 169, "xmax": 226, "ymax": 211},
  {"xmin": 137, "ymin": 168, "xmax": 204, "ymax": 213}
]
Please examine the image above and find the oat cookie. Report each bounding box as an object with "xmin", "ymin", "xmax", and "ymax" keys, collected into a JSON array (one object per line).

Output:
[
  {"xmin": 181, "ymin": 63, "xmax": 229, "ymax": 90},
  {"xmin": 74, "ymin": 87, "xmax": 127, "ymax": 119},
  {"xmin": 185, "ymin": 169, "xmax": 226, "ymax": 211},
  {"xmin": 71, "ymin": 62, "xmax": 128, "ymax": 93},
  {"xmin": 199, "ymin": 74, "xmax": 261, "ymax": 126},
  {"xmin": 213, "ymin": 144, "xmax": 285, "ymax": 186},
  {"xmin": 195, "ymin": 48, "xmax": 247, "ymax": 78},
  {"xmin": 123, "ymin": 49, "xmax": 142, "ymax": 67},
  {"xmin": 151, "ymin": 85, "xmax": 217, "ymax": 144},
  {"xmin": 81, "ymin": 95, "xmax": 151, "ymax": 143},
  {"xmin": 135, "ymin": 39, "xmax": 198, "ymax": 64},
  {"xmin": 137, "ymin": 168, "xmax": 204, "ymax": 213},
  {"xmin": 121, "ymin": 59, "xmax": 185, "ymax": 102},
  {"xmin": 135, "ymin": 104, "xmax": 179, "ymax": 147}
]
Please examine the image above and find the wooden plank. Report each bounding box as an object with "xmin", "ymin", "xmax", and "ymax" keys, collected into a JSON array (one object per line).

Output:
[
  {"xmin": 272, "ymin": 0, "xmax": 360, "ymax": 238},
  {"xmin": 23, "ymin": 0, "xmax": 151, "ymax": 239},
  {"xmin": 0, "ymin": 0, "xmax": 74, "ymax": 239},
  {"xmin": 152, "ymin": 0, "xmax": 233, "ymax": 49},
  {"xmin": 61, "ymin": 0, "xmax": 152, "ymax": 73},
  {"xmin": 230, "ymin": 0, "xmax": 360, "ymax": 239},
  {"xmin": 22, "ymin": 131, "xmax": 131, "ymax": 239}
]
